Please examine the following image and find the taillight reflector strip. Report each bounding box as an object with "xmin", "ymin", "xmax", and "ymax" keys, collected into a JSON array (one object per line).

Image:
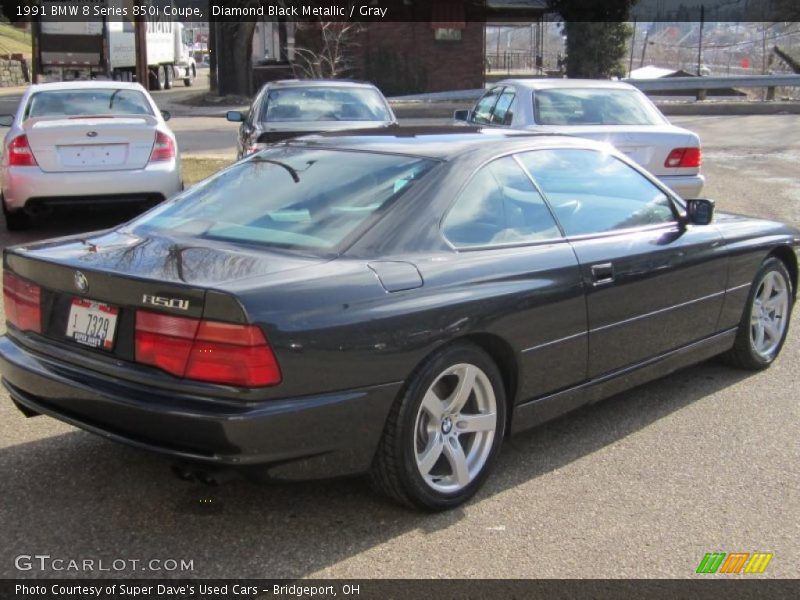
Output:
[
  {"xmin": 3, "ymin": 271, "xmax": 42, "ymax": 333},
  {"xmin": 134, "ymin": 310, "xmax": 281, "ymax": 387}
]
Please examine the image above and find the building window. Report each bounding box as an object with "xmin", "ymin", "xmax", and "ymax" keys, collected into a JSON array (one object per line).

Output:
[{"xmin": 434, "ymin": 28, "xmax": 462, "ymax": 41}]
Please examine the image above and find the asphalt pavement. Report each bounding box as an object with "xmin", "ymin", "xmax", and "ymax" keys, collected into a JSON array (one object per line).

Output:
[{"xmin": 0, "ymin": 110, "xmax": 798, "ymax": 579}]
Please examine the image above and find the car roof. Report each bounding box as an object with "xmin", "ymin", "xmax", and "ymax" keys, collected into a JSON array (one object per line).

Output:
[
  {"xmin": 287, "ymin": 126, "xmax": 612, "ymax": 160},
  {"xmin": 498, "ymin": 78, "xmax": 638, "ymax": 91},
  {"xmin": 266, "ymin": 79, "xmax": 378, "ymax": 90},
  {"xmin": 26, "ymin": 80, "xmax": 148, "ymax": 93}
]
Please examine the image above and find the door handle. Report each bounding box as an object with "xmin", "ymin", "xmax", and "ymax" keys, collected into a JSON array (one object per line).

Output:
[{"xmin": 591, "ymin": 262, "xmax": 614, "ymax": 286}]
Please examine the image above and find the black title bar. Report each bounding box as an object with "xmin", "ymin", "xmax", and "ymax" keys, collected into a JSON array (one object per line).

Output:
[
  {"xmin": 3, "ymin": 0, "xmax": 800, "ymax": 23},
  {"xmin": 2, "ymin": 579, "xmax": 800, "ymax": 600}
]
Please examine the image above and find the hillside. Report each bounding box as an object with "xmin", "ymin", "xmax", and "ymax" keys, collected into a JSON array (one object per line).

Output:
[{"xmin": 0, "ymin": 23, "xmax": 31, "ymax": 56}]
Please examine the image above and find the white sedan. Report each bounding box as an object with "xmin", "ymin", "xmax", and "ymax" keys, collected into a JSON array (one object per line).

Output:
[
  {"xmin": 456, "ymin": 79, "xmax": 704, "ymax": 199},
  {"xmin": 0, "ymin": 81, "xmax": 182, "ymax": 230}
]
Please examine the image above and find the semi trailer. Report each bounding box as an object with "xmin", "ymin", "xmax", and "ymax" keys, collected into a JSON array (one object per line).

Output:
[{"xmin": 36, "ymin": 2, "xmax": 196, "ymax": 89}]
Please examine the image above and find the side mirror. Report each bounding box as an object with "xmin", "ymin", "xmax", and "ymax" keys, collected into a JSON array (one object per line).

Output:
[
  {"xmin": 0, "ymin": 114, "xmax": 13, "ymax": 127},
  {"xmin": 685, "ymin": 198, "xmax": 715, "ymax": 225},
  {"xmin": 226, "ymin": 111, "xmax": 244, "ymax": 123},
  {"xmin": 453, "ymin": 109, "xmax": 470, "ymax": 122},
  {"xmin": 160, "ymin": 110, "xmax": 171, "ymax": 122}
]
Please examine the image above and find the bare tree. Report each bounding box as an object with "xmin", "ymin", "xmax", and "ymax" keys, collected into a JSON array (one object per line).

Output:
[{"xmin": 292, "ymin": 21, "xmax": 364, "ymax": 79}]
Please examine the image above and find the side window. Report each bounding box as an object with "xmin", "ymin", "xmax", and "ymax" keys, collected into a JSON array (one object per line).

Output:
[
  {"xmin": 442, "ymin": 156, "xmax": 562, "ymax": 248},
  {"xmin": 491, "ymin": 89, "xmax": 516, "ymax": 126},
  {"xmin": 470, "ymin": 87, "xmax": 503, "ymax": 125},
  {"xmin": 517, "ymin": 149, "xmax": 675, "ymax": 237}
]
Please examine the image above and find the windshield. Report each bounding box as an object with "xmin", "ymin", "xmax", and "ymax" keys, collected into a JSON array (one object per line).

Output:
[
  {"xmin": 533, "ymin": 88, "xmax": 665, "ymax": 126},
  {"xmin": 127, "ymin": 147, "xmax": 436, "ymax": 252},
  {"xmin": 261, "ymin": 87, "xmax": 392, "ymax": 122},
  {"xmin": 25, "ymin": 89, "xmax": 154, "ymax": 118}
]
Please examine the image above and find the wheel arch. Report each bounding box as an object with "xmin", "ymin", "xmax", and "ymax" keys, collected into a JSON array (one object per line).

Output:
[
  {"xmin": 454, "ymin": 332, "xmax": 520, "ymax": 436},
  {"xmin": 768, "ymin": 245, "xmax": 798, "ymax": 298}
]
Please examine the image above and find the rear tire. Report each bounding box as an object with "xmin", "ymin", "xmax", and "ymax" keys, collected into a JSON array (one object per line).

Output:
[
  {"xmin": 370, "ymin": 342, "xmax": 506, "ymax": 511},
  {"xmin": 724, "ymin": 257, "xmax": 793, "ymax": 370},
  {"xmin": 153, "ymin": 65, "xmax": 166, "ymax": 91},
  {"xmin": 183, "ymin": 65, "xmax": 195, "ymax": 87},
  {"xmin": 2, "ymin": 197, "xmax": 31, "ymax": 231}
]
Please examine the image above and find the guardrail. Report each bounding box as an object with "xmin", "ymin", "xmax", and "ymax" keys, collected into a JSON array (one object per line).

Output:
[{"xmin": 624, "ymin": 74, "xmax": 800, "ymax": 100}]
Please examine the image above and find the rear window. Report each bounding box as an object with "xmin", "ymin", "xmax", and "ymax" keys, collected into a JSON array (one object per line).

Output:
[
  {"xmin": 260, "ymin": 87, "xmax": 392, "ymax": 122},
  {"xmin": 128, "ymin": 147, "xmax": 436, "ymax": 253},
  {"xmin": 25, "ymin": 89, "xmax": 154, "ymax": 118},
  {"xmin": 533, "ymin": 88, "xmax": 665, "ymax": 126}
]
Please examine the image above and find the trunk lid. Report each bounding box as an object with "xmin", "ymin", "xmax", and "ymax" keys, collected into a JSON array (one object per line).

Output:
[
  {"xmin": 8, "ymin": 228, "xmax": 324, "ymax": 288},
  {"xmin": 527, "ymin": 124, "xmax": 700, "ymax": 177},
  {"xmin": 5, "ymin": 230, "xmax": 324, "ymax": 363},
  {"xmin": 23, "ymin": 115, "xmax": 159, "ymax": 173}
]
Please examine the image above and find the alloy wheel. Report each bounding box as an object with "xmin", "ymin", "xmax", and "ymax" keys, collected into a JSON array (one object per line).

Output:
[
  {"xmin": 413, "ymin": 363, "xmax": 498, "ymax": 494},
  {"xmin": 750, "ymin": 270, "xmax": 789, "ymax": 359}
]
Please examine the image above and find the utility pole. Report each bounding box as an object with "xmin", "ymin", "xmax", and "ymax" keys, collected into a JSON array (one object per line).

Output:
[
  {"xmin": 209, "ymin": 19, "xmax": 217, "ymax": 91},
  {"xmin": 628, "ymin": 19, "xmax": 637, "ymax": 77},
  {"xmin": 696, "ymin": 5, "xmax": 705, "ymax": 75},
  {"xmin": 31, "ymin": 16, "xmax": 41, "ymax": 83},
  {"xmin": 696, "ymin": 7, "xmax": 706, "ymax": 100},
  {"xmin": 135, "ymin": 15, "xmax": 148, "ymax": 89},
  {"xmin": 639, "ymin": 27, "xmax": 649, "ymax": 68}
]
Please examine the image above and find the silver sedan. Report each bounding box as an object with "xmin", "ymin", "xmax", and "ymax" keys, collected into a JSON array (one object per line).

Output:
[
  {"xmin": 0, "ymin": 81, "xmax": 182, "ymax": 230},
  {"xmin": 456, "ymin": 79, "xmax": 704, "ymax": 199}
]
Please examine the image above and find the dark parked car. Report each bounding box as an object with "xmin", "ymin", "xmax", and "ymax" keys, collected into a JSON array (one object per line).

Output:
[
  {"xmin": 226, "ymin": 79, "xmax": 397, "ymax": 159},
  {"xmin": 1, "ymin": 129, "xmax": 797, "ymax": 510}
]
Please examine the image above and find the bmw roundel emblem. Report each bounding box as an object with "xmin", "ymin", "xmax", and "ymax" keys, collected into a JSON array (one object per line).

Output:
[{"xmin": 74, "ymin": 271, "xmax": 88, "ymax": 293}]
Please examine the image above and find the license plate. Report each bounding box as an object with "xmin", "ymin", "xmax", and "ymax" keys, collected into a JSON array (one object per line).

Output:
[
  {"xmin": 66, "ymin": 299, "xmax": 119, "ymax": 350},
  {"xmin": 57, "ymin": 144, "xmax": 127, "ymax": 167}
]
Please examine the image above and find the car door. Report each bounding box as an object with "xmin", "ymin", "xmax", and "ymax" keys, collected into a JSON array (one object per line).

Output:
[
  {"xmin": 518, "ymin": 148, "xmax": 728, "ymax": 378},
  {"xmin": 439, "ymin": 155, "xmax": 587, "ymax": 399}
]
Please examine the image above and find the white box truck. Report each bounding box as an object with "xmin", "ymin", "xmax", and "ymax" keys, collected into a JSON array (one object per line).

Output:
[{"xmin": 38, "ymin": 2, "xmax": 196, "ymax": 89}]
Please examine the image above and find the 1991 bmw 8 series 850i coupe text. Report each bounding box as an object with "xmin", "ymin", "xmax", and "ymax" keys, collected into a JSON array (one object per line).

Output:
[{"xmin": 1, "ymin": 128, "xmax": 797, "ymax": 510}]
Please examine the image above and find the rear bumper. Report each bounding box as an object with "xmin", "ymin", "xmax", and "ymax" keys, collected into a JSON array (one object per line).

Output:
[
  {"xmin": 0, "ymin": 335, "xmax": 400, "ymax": 479},
  {"xmin": 1, "ymin": 161, "xmax": 182, "ymax": 211},
  {"xmin": 658, "ymin": 173, "xmax": 705, "ymax": 199}
]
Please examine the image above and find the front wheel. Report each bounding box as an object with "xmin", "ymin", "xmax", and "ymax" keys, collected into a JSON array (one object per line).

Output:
[
  {"xmin": 371, "ymin": 342, "xmax": 506, "ymax": 511},
  {"xmin": 725, "ymin": 257, "xmax": 793, "ymax": 370}
]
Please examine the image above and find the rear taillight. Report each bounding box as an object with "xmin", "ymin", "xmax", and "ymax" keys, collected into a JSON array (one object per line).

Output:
[
  {"xmin": 664, "ymin": 147, "xmax": 702, "ymax": 168},
  {"xmin": 7, "ymin": 134, "xmax": 38, "ymax": 167},
  {"xmin": 3, "ymin": 271, "xmax": 42, "ymax": 333},
  {"xmin": 149, "ymin": 131, "xmax": 176, "ymax": 162},
  {"xmin": 135, "ymin": 310, "xmax": 281, "ymax": 387}
]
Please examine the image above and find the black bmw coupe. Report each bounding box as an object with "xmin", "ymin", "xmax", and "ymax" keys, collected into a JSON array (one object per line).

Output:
[{"xmin": 1, "ymin": 129, "xmax": 797, "ymax": 510}]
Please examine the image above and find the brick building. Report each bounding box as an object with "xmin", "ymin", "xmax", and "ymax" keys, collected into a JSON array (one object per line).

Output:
[
  {"xmin": 355, "ymin": 19, "xmax": 485, "ymax": 95},
  {"xmin": 253, "ymin": 1, "xmax": 547, "ymax": 95}
]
